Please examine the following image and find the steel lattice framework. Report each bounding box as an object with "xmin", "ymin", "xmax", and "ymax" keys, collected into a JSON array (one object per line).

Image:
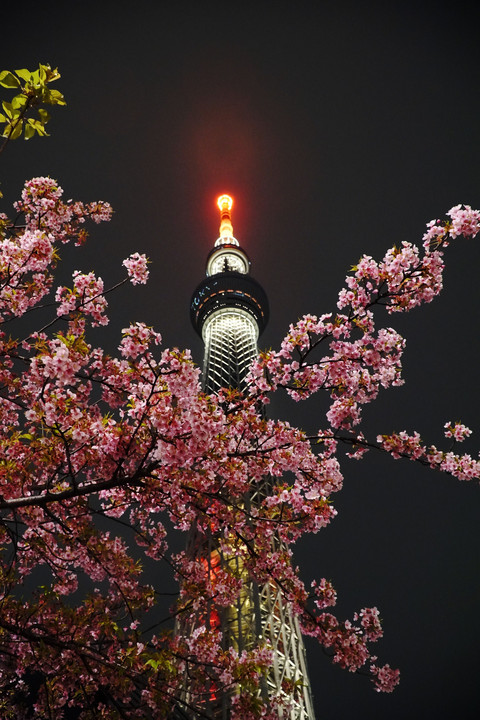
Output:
[{"xmin": 177, "ymin": 196, "xmax": 315, "ymax": 719}]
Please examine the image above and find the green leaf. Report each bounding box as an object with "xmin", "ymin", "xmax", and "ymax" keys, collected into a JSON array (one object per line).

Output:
[
  {"xmin": 0, "ymin": 71, "xmax": 20, "ymax": 89},
  {"xmin": 37, "ymin": 108, "xmax": 50, "ymax": 123},
  {"xmin": 24, "ymin": 123, "xmax": 35, "ymax": 140},
  {"xmin": 14, "ymin": 68, "xmax": 32, "ymax": 82},
  {"xmin": 145, "ymin": 658, "xmax": 161, "ymax": 671},
  {"xmin": 11, "ymin": 94, "xmax": 27, "ymax": 110},
  {"xmin": 47, "ymin": 88, "xmax": 66, "ymax": 106},
  {"xmin": 7, "ymin": 108, "xmax": 22, "ymax": 123},
  {"xmin": 47, "ymin": 67, "xmax": 61, "ymax": 83},
  {"xmin": 0, "ymin": 113, "xmax": 6, "ymax": 123},
  {"xmin": 29, "ymin": 119, "xmax": 48, "ymax": 137},
  {"xmin": 1, "ymin": 101, "xmax": 13, "ymax": 118},
  {"xmin": 29, "ymin": 69, "xmax": 41, "ymax": 86},
  {"xmin": 10, "ymin": 121, "xmax": 23, "ymax": 140}
]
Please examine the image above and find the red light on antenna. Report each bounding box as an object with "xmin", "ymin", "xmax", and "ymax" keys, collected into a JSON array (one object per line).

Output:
[{"xmin": 217, "ymin": 194, "xmax": 233, "ymax": 213}]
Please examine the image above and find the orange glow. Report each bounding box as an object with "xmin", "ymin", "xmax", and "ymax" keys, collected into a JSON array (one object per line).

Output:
[
  {"xmin": 200, "ymin": 552, "xmax": 221, "ymax": 585},
  {"xmin": 217, "ymin": 194, "xmax": 233, "ymax": 212},
  {"xmin": 217, "ymin": 194, "xmax": 234, "ymax": 239}
]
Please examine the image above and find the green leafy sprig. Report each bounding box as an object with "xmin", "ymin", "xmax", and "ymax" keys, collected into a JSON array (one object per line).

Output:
[{"xmin": 0, "ymin": 64, "xmax": 65, "ymax": 150}]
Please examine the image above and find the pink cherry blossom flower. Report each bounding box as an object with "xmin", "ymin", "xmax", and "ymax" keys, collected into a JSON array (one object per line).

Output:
[{"xmin": 123, "ymin": 252, "xmax": 149, "ymax": 285}]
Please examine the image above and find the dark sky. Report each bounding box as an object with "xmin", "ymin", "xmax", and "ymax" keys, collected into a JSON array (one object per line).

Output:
[{"xmin": 2, "ymin": 1, "xmax": 480, "ymax": 718}]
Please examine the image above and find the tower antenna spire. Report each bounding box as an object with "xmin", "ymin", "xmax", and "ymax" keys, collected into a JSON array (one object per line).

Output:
[{"xmin": 217, "ymin": 194, "xmax": 234, "ymax": 240}]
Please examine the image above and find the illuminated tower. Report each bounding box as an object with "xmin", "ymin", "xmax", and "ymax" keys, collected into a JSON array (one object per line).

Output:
[{"xmin": 183, "ymin": 195, "xmax": 315, "ymax": 719}]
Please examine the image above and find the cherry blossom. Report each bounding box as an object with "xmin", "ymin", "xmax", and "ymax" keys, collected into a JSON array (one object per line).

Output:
[
  {"xmin": 123, "ymin": 252, "xmax": 149, "ymax": 285},
  {"xmin": 444, "ymin": 420, "xmax": 472, "ymax": 442},
  {"xmin": 0, "ymin": 177, "xmax": 479, "ymax": 718}
]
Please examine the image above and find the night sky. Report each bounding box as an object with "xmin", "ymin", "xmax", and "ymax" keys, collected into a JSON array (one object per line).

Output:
[{"xmin": 2, "ymin": 2, "xmax": 480, "ymax": 718}]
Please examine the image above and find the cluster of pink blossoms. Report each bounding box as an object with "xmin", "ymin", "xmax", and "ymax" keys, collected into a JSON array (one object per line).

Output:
[
  {"xmin": 123, "ymin": 252, "xmax": 149, "ymax": 285},
  {"xmin": 0, "ymin": 229, "xmax": 55, "ymax": 319},
  {"xmin": 119, "ymin": 321, "xmax": 162, "ymax": 359},
  {"xmin": 0, "ymin": 177, "xmax": 112, "ymax": 324},
  {"xmin": 423, "ymin": 204, "xmax": 480, "ymax": 247},
  {"xmin": 1, "ymin": 186, "xmax": 479, "ymax": 718},
  {"xmin": 369, "ymin": 663, "xmax": 401, "ymax": 693},
  {"xmin": 444, "ymin": 420, "xmax": 472, "ymax": 442},
  {"xmin": 17, "ymin": 176, "xmax": 112, "ymax": 232},
  {"xmin": 56, "ymin": 270, "xmax": 108, "ymax": 326},
  {"xmin": 376, "ymin": 429, "xmax": 480, "ymax": 481},
  {"xmin": 353, "ymin": 607, "xmax": 383, "ymax": 642}
]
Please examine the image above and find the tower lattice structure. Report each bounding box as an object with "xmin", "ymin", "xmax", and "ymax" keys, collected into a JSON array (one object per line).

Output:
[{"xmin": 179, "ymin": 195, "xmax": 315, "ymax": 719}]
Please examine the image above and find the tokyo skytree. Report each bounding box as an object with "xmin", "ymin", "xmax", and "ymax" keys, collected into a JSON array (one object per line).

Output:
[{"xmin": 176, "ymin": 195, "xmax": 315, "ymax": 720}]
